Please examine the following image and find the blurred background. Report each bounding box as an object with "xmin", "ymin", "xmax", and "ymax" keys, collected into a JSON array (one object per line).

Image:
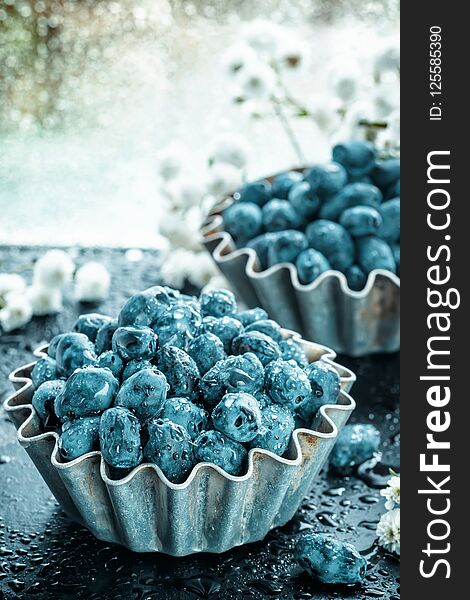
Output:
[{"xmin": 0, "ymin": 0, "xmax": 399, "ymax": 247}]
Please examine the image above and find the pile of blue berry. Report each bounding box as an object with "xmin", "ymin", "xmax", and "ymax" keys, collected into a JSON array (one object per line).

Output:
[
  {"xmin": 30, "ymin": 286, "xmax": 343, "ymax": 483},
  {"xmin": 222, "ymin": 140, "xmax": 400, "ymax": 290}
]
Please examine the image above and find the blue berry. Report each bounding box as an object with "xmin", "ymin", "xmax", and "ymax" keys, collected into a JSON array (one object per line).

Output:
[
  {"xmin": 304, "ymin": 162, "xmax": 347, "ymax": 200},
  {"xmin": 339, "ymin": 205, "xmax": 383, "ymax": 237},
  {"xmin": 237, "ymin": 179, "xmax": 271, "ymax": 206},
  {"xmin": 95, "ymin": 319, "xmax": 118, "ymax": 355},
  {"xmin": 330, "ymin": 423, "xmax": 381, "ymax": 468},
  {"xmin": 73, "ymin": 313, "xmax": 113, "ymax": 342},
  {"xmin": 99, "ymin": 407, "xmax": 143, "ymax": 469},
  {"xmin": 305, "ymin": 220, "xmax": 354, "ymax": 271},
  {"xmin": 144, "ymin": 417, "xmax": 195, "ymax": 483},
  {"xmin": 156, "ymin": 345, "xmax": 200, "ymax": 401},
  {"xmin": 154, "ymin": 301, "xmax": 202, "ymax": 350},
  {"xmin": 267, "ymin": 230, "xmax": 308, "ymax": 267},
  {"xmin": 271, "ymin": 170, "xmax": 303, "ymax": 199},
  {"xmin": 319, "ymin": 182, "xmax": 382, "ymax": 221},
  {"xmin": 237, "ymin": 308, "xmax": 268, "ymax": 327},
  {"xmin": 264, "ymin": 359, "xmax": 311, "ymax": 410},
  {"xmin": 223, "ymin": 202, "xmax": 263, "ymax": 243},
  {"xmin": 55, "ymin": 366, "xmax": 119, "ymax": 421},
  {"xmin": 357, "ymin": 236, "xmax": 396, "ymax": 274},
  {"xmin": 58, "ymin": 416, "xmax": 101, "ymax": 461},
  {"xmin": 201, "ymin": 315, "xmax": 244, "ymax": 353},
  {"xmin": 246, "ymin": 232, "xmax": 276, "ymax": 269},
  {"xmin": 188, "ymin": 332, "xmax": 226, "ymax": 375},
  {"xmin": 200, "ymin": 352, "xmax": 264, "ymax": 407},
  {"xmin": 295, "ymin": 249, "xmax": 331, "ymax": 285},
  {"xmin": 262, "ymin": 199, "xmax": 301, "ymax": 232},
  {"xmin": 255, "ymin": 391, "xmax": 273, "ymax": 409},
  {"xmin": 32, "ymin": 380, "xmax": 65, "ymax": 425},
  {"xmin": 295, "ymin": 533, "xmax": 367, "ymax": 585},
  {"xmin": 212, "ymin": 392, "xmax": 262, "ymax": 442},
  {"xmin": 122, "ymin": 358, "xmax": 154, "ymax": 380},
  {"xmin": 385, "ymin": 178, "xmax": 400, "ymax": 199},
  {"xmin": 118, "ymin": 285, "xmax": 172, "ymax": 328},
  {"xmin": 115, "ymin": 367, "xmax": 168, "ymax": 420},
  {"xmin": 112, "ymin": 325, "xmax": 158, "ymax": 361},
  {"xmin": 31, "ymin": 356, "xmax": 59, "ymax": 388},
  {"xmin": 55, "ymin": 332, "xmax": 97, "ymax": 377},
  {"xmin": 161, "ymin": 397, "xmax": 208, "ymax": 440},
  {"xmin": 47, "ymin": 333, "xmax": 65, "ymax": 359},
  {"xmin": 299, "ymin": 360, "xmax": 341, "ymax": 425},
  {"xmin": 97, "ymin": 351, "xmax": 124, "ymax": 380},
  {"xmin": 200, "ymin": 288, "xmax": 237, "ymax": 318},
  {"xmin": 370, "ymin": 158, "xmax": 400, "ymax": 191},
  {"xmin": 245, "ymin": 319, "xmax": 282, "ymax": 342},
  {"xmin": 194, "ymin": 430, "xmax": 247, "ymax": 476},
  {"xmin": 332, "ymin": 140, "xmax": 376, "ymax": 178},
  {"xmin": 377, "ymin": 198, "xmax": 400, "ymax": 243},
  {"xmin": 231, "ymin": 331, "xmax": 281, "ymax": 366},
  {"xmin": 288, "ymin": 181, "xmax": 320, "ymax": 220},
  {"xmin": 345, "ymin": 264, "xmax": 368, "ymax": 291},
  {"xmin": 248, "ymin": 403, "xmax": 294, "ymax": 456},
  {"xmin": 279, "ymin": 338, "xmax": 308, "ymax": 368}
]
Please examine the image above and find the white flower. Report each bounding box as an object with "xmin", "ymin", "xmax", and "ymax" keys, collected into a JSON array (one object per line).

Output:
[
  {"xmin": 222, "ymin": 42, "xmax": 258, "ymax": 76},
  {"xmin": 186, "ymin": 252, "xmax": 218, "ymax": 288},
  {"xmin": 206, "ymin": 162, "xmax": 243, "ymax": 198},
  {"xmin": 160, "ymin": 248, "xmax": 193, "ymax": 289},
  {"xmin": 373, "ymin": 75, "xmax": 400, "ymax": 119},
  {"xmin": 376, "ymin": 508, "xmax": 400, "ymax": 555},
  {"xmin": 125, "ymin": 248, "xmax": 144, "ymax": 263},
  {"xmin": 208, "ymin": 133, "xmax": 249, "ymax": 170},
  {"xmin": 380, "ymin": 475, "xmax": 400, "ymax": 510},
  {"xmin": 202, "ymin": 274, "xmax": 231, "ymax": 294},
  {"xmin": 159, "ymin": 213, "xmax": 202, "ymax": 252},
  {"xmin": 237, "ymin": 61, "xmax": 276, "ymax": 100},
  {"xmin": 339, "ymin": 100, "xmax": 379, "ymax": 141},
  {"xmin": 242, "ymin": 19, "xmax": 284, "ymax": 57},
  {"xmin": 27, "ymin": 285, "xmax": 63, "ymax": 316},
  {"xmin": 156, "ymin": 142, "xmax": 188, "ymax": 181},
  {"xmin": 0, "ymin": 291, "xmax": 33, "ymax": 333},
  {"xmin": 328, "ymin": 58, "xmax": 362, "ymax": 103},
  {"xmin": 75, "ymin": 262, "xmax": 110, "ymax": 302},
  {"xmin": 275, "ymin": 37, "xmax": 308, "ymax": 71},
  {"xmin": 162, "ymin": 177, "xmax": 205, "ymax": 211},
  {"xmin": 374, "ymin": 38, "xmax": 400, "ymax": 76},
  {"xmin": 308, "ymin": 94, "xmax": 342, "ymax": 135},
  {"xmin": 33, "ymin": 249, "xmax": 75, "ymax": 289},
  {"xmin": 0, "ymin": 273, "xmax": 27, "ymax": 303}
]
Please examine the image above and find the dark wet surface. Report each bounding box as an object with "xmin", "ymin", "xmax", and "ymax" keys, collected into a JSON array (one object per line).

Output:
[{"xmin": 0, "ymin": 247, "xmax": 399, "ymax": 599}]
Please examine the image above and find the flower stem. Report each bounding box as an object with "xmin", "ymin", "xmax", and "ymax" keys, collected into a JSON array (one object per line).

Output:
[{"xmin": 271, "ymin": 95, "xmax": 306, "ymax": 164}]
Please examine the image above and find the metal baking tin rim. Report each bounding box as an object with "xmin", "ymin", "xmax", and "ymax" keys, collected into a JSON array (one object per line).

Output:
[
  {"xmin": 4, "ymin": 337, "xmax": 356, "ymax": 491},
  {"xmin": 200, "ymin": 195, "xmax": 401, "ymax": 298}
]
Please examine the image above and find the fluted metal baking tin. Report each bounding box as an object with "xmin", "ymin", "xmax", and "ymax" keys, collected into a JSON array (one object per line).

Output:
[
  {"xmin": 201, "ymin": 194, "xmax": 400, "ymax": 357},
  {"xmin": 5, "ymin": 336, "xmax": 355, "ymax": 556}
]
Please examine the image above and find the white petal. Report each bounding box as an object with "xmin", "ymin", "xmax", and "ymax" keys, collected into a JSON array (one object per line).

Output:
[
  {"xmin": 0, "ymin": 292, "xmax": 33, "ymax": 332},
  {"xmin": 33, "ymin": 249, "xmax": 75, "ymax": 289},
  {"xmin": 27, "ymin": 285, "xmax": 63, "ymax": 316},
  {"xmin": 207, "ymin": 132, "xmax": 249, "ymax": 169},
  {"xmin": 75, "ymin": 262, "xmax": 111, "ymax": 302}
]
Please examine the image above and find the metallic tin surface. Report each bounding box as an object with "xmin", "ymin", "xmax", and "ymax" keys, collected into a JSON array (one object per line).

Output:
[
  {"xmin": 4, "ymin": 337, "xmax": 355, "ymax": 556},
  {"xmin": 201, "ymin": 196, "xmax": 400, "ymax": 357}
]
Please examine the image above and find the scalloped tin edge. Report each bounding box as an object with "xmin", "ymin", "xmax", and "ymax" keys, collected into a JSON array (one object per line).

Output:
[
  {"xmin": 4, "ymin": 336, "xmax": 356, "ymax": 490},
  {"xmin": 201, "ymin": 204, "xmax": 400, "ymax": 298}
]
